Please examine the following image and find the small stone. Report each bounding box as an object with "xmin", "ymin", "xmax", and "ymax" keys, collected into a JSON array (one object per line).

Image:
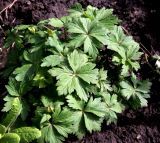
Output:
[{"xmin": 136, "ymin": 134, "xmax": 141, "ymax": 139}]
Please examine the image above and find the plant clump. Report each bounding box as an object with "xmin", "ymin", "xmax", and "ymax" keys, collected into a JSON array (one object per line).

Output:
[{"xmin": 0, "ymin": 3, "xmax": 152, "ymax": 143}]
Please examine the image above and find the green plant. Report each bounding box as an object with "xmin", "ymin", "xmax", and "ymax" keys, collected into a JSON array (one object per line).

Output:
[
  {"xmin": 0, "ymin": 98, "xmax": 41, "ymax": 143},
  {"xmin": 0, "ymin": 3, "xmax": 152, "ymax": 143}
]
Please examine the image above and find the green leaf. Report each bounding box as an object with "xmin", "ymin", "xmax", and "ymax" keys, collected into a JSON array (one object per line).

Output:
[
  {"xmin": 85, "ymin": 97, "xmax": 106, "ymax": 117},
  {"xmin": 4, "ymin": 78, "xmax": 30, "ymax": 99},
  {"xmin": 5, "ymin": 79, "xmax": 20, "ymax": 97},
  {"xmin": 41, "ymin": 96, "xmax": 54, "ymax": 108},
  {"xmin": 94, "ymin": 8, "xmax": 119, "ymax": 29},
  {"xmin": 83, "ymin": 5, "xmax": 97, "ymax": 20},
  {"xmin": 4, "ymin": 30, "xmax": 23, "ymax": 48},
  {"xmin": 40, "ymin": 107, "xmax": 73, "ymax": 143},
  {"xmin": 67, "ymin": 95, "xmax": 105, "ymax": 138},
  {"xmin": 107, "ymin": 26, "xmax": 136, "ymax": 50},
  {"xmin": 84, "ymin": 113, "xmax": 102, "ymax": 133},
  {"xmin": 120, "ymin": 78, "xmax": 152, "ymax": 107},
  {"xmin": 45, "ymin": 35, "xmax": 63, "ymax": 53},
  {"xmin": 66, "ymin": 95, "xmax": 84, "ymax": 110},
  {"xmin": 69, "ymin": 4, "xmax": 119, "ymax": 29},
  {"xmin": 21, "ymin": 100, "xmax": 30, "ymax": 121},
  {"xmin": 13, "ymin": 64, "xmax": 35, "ymax": 81},
  {"xmin": 97, "ymin": 69, "xmax": 112, "ymax": 92},
  {"xmin": 41, "ymin": 55, "xmax": 63, "ymax": 67},
  {"xmin": 40, "ymin": 95, "xmax": 64, "ymax": 112},
  {"xmin": 23, "ymin": 50, "xmax": 42, "ymax": 64},
  {"xmin": 68, "ymin": 3, "xmax": 83, "ymax": 17},
  {"xmin": 84, "ymin": 36, "xmax": 98, "ymax": 58},
  {"xmin": 48, "ymin": 18, "xmax": 63, "ymax": 28},
  {"xmin": 67, "ymin": 18, "xmax": 108, "ymax": 58},
  {"xmin": 120, "ymin": 80, "xmax": 135, "ymax": 100},
  {"xmin": 103, "ymin": 94, "xmax": 124, "ymax": 124},
  {"xmin": 32, "ymin": 70, "xmax": 51, "ymax": 88},
  {"xmin": 107, "ymin": 26, "xmax": 142, "ymax": 75},
  {"xmin": 2, "ymin": 96, "xmax": 15, "ymax": 112},
  {"xmin": 49, "ymin": 50, "xmax": 99, "ymax": 101},
  {"xmin": 12, "ymin": 127, "xmax": 41, "ymax": 143},
  {"xmin": 2, "ymin": 98, "xmax": 22, "ymax": 127},
  {"xmin": 0, "ymin": 133, "xmax": 20, "ymax": 143},
  {"xmin": 40, "ymin": 124, "xmax": 62, "ymax": 143},
  {"xmin": 15, "ymin": 25, "xmax": 30, "ymax": 30}
]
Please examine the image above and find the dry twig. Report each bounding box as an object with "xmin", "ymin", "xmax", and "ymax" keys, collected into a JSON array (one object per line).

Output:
[{"xmin": 0, "ymin": 0, "xmax": 18, "ymax": 19}]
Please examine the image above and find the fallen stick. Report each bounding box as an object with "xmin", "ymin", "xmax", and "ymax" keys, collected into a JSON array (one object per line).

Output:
[{"xmin": 0, "ymin": 0, "xmax": 18, "ymax": 15}]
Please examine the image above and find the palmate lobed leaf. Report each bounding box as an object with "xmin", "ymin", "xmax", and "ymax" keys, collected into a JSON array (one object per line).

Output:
[
  {"xmin": 49, "ymin": 50, "xmax": 99, "ymax": 101},
  {"xmin": 68, "ymin": 4, "xmax": 119, "ymax": 29},
  {"xmin": 94, "ymin": 8, "xmax": 120, "ymax": 28},
  {"xmin": 67, "ymin": 18, "xmax": 108, "ymax": 58},
  {"xmin": 120, "ymin": 78, "xmax": 152, "ymax": 107},
  {"xmin": 53, "ymin": 108, "xmax": 73, "ymax": 137},
  {"xmin": 107, "ymin": 26, "xmax": 139, "ymax": 50},
  {"xmin": 97, "ymin": 69, "xmax": 112, "ymax": 92},
  {"xmin": 40, "ymin": 124, "xmax": 63, "ymax": 143},
  {"xmin": 67, "ymin": 95, "xmax": 106, "ymax": 138},
  {"xmin": 107, "ymin": 26, "xmax": 142, "ymax": 75},
  {"xmin": 103, "ymin": 94, "xmax": 124, "ymax": 124},
  {"xmin": 40, "ymin": 107, "xmax": 73, "ymax": 143}
]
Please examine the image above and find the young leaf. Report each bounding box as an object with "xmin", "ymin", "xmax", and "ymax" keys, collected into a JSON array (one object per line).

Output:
[
  {"xmin": 40, "ymin": 95, "xmax": 64, "ymax": 113},
  {"xmin": 12, "ymin": 127, "xmax": 41, "ymax": 143},
  {"xmin": 49, "ymin": 50, "xmax": 99, "ymax": 101},
  {"xmin": 107, "ymin": 26, "xmax": 142, "ymax": 75},
  {"xmin": 97, "ymin": 69, "xmax": 112, "ymax": 92},
  {"xmin": 103, "ymin": 94, "xmax": 124, "ymax": 124}
]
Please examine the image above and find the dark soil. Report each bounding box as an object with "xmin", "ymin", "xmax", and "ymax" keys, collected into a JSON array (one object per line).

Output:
[{"xmin": 0, "ymin": 0, "xmax": 160, "ymax": 143}]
